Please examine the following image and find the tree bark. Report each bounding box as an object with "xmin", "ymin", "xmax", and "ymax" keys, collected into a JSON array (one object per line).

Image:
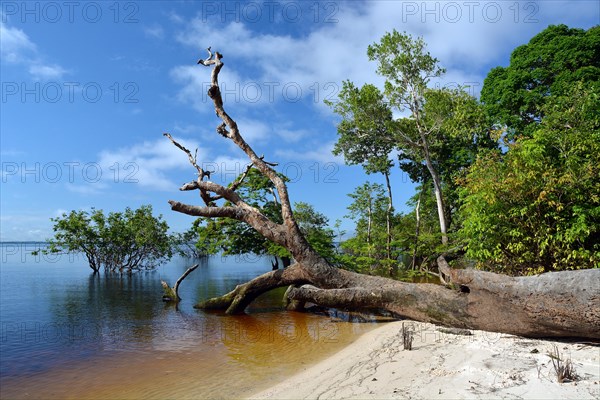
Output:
[
  {"xmin": 366, "ymin": 196, "xmax": 372, "ymax": 258},
  {"xmin": 168, "ymin": 48, "xmax": 599, "ymax": 340},
  {"xmin": 422, "ymin": 143, "xmax": 448, "ymax": 245},
  {"xmin": 411, "ymin": 188, "xmax": 422, "ymax": 270},
  {"xmin": 384, "ymin": 171, "xmax": 393, "ymax": 263}
]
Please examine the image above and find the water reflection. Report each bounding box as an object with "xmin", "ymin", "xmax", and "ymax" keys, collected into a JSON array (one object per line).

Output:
[{"xmin": 0, "ymin": 248, "xmax": 379, "ymax": 399}]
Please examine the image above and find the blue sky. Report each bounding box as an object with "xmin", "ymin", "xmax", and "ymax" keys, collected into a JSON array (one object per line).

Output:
[{"xmin": 1, "ymin": 0, "xmax": 598, "ymax": 241}]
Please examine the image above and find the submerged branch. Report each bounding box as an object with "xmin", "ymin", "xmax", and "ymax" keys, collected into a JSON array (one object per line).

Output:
[{"xmin": 161, "ymin": 264, "xmax": 200, "ymax": 302}]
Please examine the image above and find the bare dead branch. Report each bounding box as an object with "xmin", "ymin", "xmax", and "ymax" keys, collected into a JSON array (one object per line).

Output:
[
  {"xmin": 196, "ymin": 47, "xmax": 306, "ymax": 241},
  {"xmin": 168, "ymin": 200, "xmax": 288, "ymax": 248},
  {"xmin": 161, "ymin": 264, "xmax": 200, "ymax": 302},
  {"xmin": 163, "ymin": 132, "xmax": 207, "ymax": 179},
  {"xmin": 174, "ymin": 264, "xmax": 200, "ymax": 292},
  {"xmin": 168, "ymin": 201, "xmax": 243, "ymax": 219}
]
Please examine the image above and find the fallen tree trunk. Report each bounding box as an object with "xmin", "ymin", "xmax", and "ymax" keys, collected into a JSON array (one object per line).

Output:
[
  {"xmin": 167, "ymin": 47, "xmax": 599, "ymax": 341},
  {"xmin": 195, "ymin": 256, "xmax": 599, "ymax": 340},
  {"xmin": 286, "ymin": 259, "xmax": 600, "ymax": 339}
]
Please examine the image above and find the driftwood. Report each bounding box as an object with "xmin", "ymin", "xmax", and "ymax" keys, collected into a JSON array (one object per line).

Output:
[
  {"xmin": 166, "ymin": 48, "xmax": 600, "ymax": 340},
  {"xmin": 161, "ymin": 264, "xmax": 199, "ymax": 302}
]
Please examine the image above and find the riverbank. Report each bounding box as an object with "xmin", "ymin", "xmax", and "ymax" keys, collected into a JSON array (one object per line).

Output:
[{"xmin": 250, "ymin": 321, "xmax": 600, "ymax": 400}]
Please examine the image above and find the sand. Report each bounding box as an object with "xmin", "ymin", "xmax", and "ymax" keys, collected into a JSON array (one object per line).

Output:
[{"xmin": 250, "ymin": 321, "xmax": 600, "ymax": 400}]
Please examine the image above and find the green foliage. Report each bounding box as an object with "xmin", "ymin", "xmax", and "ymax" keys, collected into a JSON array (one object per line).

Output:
[
  {"xmin": 481, "ymin": 24, "xmax": 600, "ymax": 138},
  {"xmin": 331, "ymin": 30, "xmax": 496, "ymax": 268},
  {"xmin": 192, "ymin": 168, "xmax": 289, "ymax": 262},
  {"xmin": 327, "ymin": 81, "xmax": 397, "ymax": 260},
  {"xmin": 397, "ymin": 88, "xmax": 495, "ymax": 230},
  {"xmin": 44, "ymin": 205, "xmax": 172, "ymax": 273},
  {"xmin": 395, "ymin": 87, "xmax": 491, "ymax": 178},
  {"xmin": 331, "ymin": 25, "xmax": 598, "ymax": 275},
  {"xmin": 293, "ymin": 202, "xmax": 337, "ymax": 262},
  {"xmin": 366, "ymin": 30, "xmax": 496, "ymax": 247},
  {"xmin": 328, "ymin": 81, "xmax": 395, "ymax": 176},
  {"xmin": 367, "ymin": 30, "xmax": 445, "ymax": 111},
  {"xmin": 460, "ymin": 82, "xmax": 600, "ymax": 274},
  {"xmin": 339, "ymin": 182, "xmax": 399, "ymax": 274},
  {"xmin": 394, "ymin": 183, "xmax": 448, "ymax": 267},
  {"xmin": 172, "ymin": 219, "xmax": 206, "ymax": 259}
]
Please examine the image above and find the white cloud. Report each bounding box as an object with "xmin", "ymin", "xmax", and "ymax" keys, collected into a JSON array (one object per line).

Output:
[
  {"xmin": 275, "ymin": 127, "xmax": 311, "ymax": 143},
  {"xmin": 236, "ymin": 118, "xmax": 270, "ymax": 142},
  {"xmin": 144, "ymin": 25, "xmax": 165, "ymax": 39},
  {"xmin": 65, "ymin": 182, "xmax": 107, "ymax": 195},
  {"xmin": 96, "ymin": 137, "xmax": 205, "ymax": 191},
  {"xmin": 205, "ymin": 155, "xmax": 251, "ymax": 185},
  {"xmin": 168, "ymin": 11, "xmax": 185, "ymax": 24},
  {"xmin": 0, "ymin": 213, "xmax": 53, "ymax": 241},
  {"xmin": 164, "ymin": 0, "xmax": 600, "ymax": 199},
  {"xmin": 276, "ymin": 141, "xmax": 343, "ymax": 164},
  {"xmin": 173, "ymin": 1, "xmax": 598, "ymax": 109},
  {"xmin": 170, "ymin": 63, "xmax": 250, "ymax": 112},
  {"xmin": 53, "ymin": 209, "xmax": 69, "ymax": 218},
  {"xmin": 28, "ymin": 64, "xmax": 67, "ymax": 80},
  {"xmin": 0, "ymin": 22, "xmax": 36, "ymax": 62},
  {"xmin": 172, "ymin": 123, "xmax": 202, "ymax": 135},
  {"xmin": 174, "ymin": 17, "xmax": 377, "ymax": 105},
  {"xmin": 0, "ymin": 21, "xmax": 66, "ymax": 79}
]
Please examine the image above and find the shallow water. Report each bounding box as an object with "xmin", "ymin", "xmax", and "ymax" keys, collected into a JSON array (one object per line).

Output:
[{"xmin": 0, "ymin": 243, "xmax": 377, "ymax": 399}]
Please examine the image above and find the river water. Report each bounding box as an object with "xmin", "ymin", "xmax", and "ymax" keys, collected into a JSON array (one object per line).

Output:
[{"xmin": 0, "ymin": 243, "xmax": 379, "ymax": 399}]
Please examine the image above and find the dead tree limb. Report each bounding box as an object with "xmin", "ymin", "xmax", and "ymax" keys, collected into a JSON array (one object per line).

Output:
[{"xmin": 161, "ymin": 264, "xmax": 199, "ymax": 302}]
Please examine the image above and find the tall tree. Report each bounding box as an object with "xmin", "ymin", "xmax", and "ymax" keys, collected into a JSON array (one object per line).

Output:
[
  {"xmin": 367, "ymin": 31, "xmax": 449, "ymax": 244},
  {"xmin": 481, "ymin": 24, "xmax": 600, "ymax": 138},
  {"xmin": 407, "ymin": 88, "xmax": 493, "ymax": 232},
  {"xmin": 368, "ymin": 30, "xmax": 493, "ymax": 245},
  {"xmin": 328, "ymin": 82, "xmax": 395, "ymax": 258},
  {"xmin": 394, "ymin": 182, "xmax": 443, "ymax": 270}
]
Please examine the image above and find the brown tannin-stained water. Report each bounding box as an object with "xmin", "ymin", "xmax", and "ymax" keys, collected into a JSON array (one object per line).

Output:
[{"xmin": 0, "ymin": 244, "xmax": 379, "ymax": 399}]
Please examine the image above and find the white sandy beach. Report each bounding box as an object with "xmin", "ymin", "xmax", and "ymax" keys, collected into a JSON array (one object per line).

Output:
[{"xmin": 250, "ymin": 321, "xmax": 600, "ymax": 400}]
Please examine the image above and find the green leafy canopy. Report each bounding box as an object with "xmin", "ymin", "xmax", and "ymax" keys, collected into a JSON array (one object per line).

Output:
[{"xmin": 42, "ymin": 205, "xmax": 173, "ymax": 273}]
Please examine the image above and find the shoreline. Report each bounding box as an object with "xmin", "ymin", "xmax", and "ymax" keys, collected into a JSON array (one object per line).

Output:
[{"xmin": 249, "ymin": 321, "xmax": 600, "ymax": 400}]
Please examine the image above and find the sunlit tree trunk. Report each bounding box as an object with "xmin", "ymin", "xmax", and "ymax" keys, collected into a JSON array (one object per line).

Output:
[
  {"xmin": 411, "ymin": 189, "xmax": 422, "ymax": 270},
  {"xmin": 422, "ymin": 142, "xmax": 448, "ymax": 245},
  {"xmin": 384, "ymin": 171, "xmax": 393, "ymax": 260}
]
